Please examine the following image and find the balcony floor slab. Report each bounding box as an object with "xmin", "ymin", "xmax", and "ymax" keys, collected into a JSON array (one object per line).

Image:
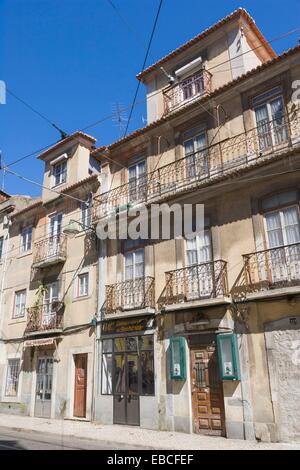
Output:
[
  {"xmin": 162, "ymin": 296, "xmax": 232, "ymax": 312},
  {"xmin": 104, "ymin": 308, "xmax": 155, "ymax": 319},
  {"xmin": 245, "ymin": 285, "xmax": 300, "ymax": 301}
]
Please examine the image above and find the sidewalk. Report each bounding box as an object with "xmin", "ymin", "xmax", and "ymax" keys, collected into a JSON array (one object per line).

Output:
[{"xmin": 0, "ymin": 413, "xmax": 299, "ymax": 450}]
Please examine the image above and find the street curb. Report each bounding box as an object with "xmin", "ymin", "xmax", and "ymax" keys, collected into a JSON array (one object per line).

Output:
[{"xmin": 0, "ymin": 423, "xmax": 169, "ymax": 450}]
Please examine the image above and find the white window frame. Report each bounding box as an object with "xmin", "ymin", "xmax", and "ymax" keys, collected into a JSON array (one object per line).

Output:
[
  {"xmin": 78, "ymin": 272, "xmax": 89, "ymax": 297},
  {"xmin": 20, "ymin": 226, "xmax": 32, "ymax": 253},
  {"xmin": 4, "ymin": 358, "xmax": 21, "ymax": 398},
  {"xmin": 13, "ymin": 289, "xmax": 27, "ymax": 319},
  {"xmin": 52, "ymin": 160, "xmax": 67, "ymax": 188},
  {"xmin": 263, "ymin": 204, "xmax": 300, "ymax": 249}
]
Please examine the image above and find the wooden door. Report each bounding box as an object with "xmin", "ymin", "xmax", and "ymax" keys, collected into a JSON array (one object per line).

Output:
[
  {"xmin": 73, "ymin": 354, "xmax": 87, "ymax": 418},
  {"xmin": 191, "ymin": 344, "xmax": 225, "ymax": 436}
]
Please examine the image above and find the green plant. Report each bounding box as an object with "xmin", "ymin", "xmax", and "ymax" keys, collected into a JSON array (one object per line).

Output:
[{"xmin": 34, "ymin": 282, "xmax": 48, "ymax": 308}]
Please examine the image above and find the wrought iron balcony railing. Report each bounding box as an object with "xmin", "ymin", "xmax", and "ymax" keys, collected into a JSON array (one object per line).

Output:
[
  {"xmin": 164, "ymin": 260, "xmax": 229, "ymax": 305},
  {"xmin": 105, "ymin": 276, "xmax": 155, "ymax": 315},
  {"xmin": 163, "ymin": 70, "xmax": 212, "ymax": 114},
  {"xmin": 243, "ymin": 242, "xmax": 300, "ymax": 292},
  {"xmin": 93, "ymin": 108, "xmax": 300, "ymax": 222},
  {"xmin": 25, "ymin": 301, "xmax": 64, "ymax": 334},
  {"xmin": 32, "ymin": 234, "xmax": 67, "ymax": 268}
]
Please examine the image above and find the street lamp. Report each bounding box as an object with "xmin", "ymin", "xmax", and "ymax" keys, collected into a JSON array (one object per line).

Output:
[{"xmin": 63, "ymin": 219, "xmax": 96, "ymax": 239}]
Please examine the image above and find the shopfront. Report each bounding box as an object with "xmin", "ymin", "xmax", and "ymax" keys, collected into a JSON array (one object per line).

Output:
[{"xmin": 99, "ymin": 316, "xmax": 156, "ymax": 427}]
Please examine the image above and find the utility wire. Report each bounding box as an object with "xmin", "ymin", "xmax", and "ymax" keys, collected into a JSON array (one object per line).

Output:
[
  {"xmin": 3, "ymin": 25, "xmax": 300, "ymax": 170},
  {"xmin": 6, "ymin": 88, "xmax": 68, "ymax": 139},
  {"xmin": 123, "ymin": 0, "xmax": 163, "ymax": 137}
]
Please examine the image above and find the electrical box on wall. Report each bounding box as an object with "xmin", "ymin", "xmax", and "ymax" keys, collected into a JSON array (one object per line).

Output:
[
  {"xmin": 170, "ymin": 336, "xmax": 186, "ymax": 380},
  {"xmin": 217, "ymin": 333, "xmax": 241, "ymax": 381}
]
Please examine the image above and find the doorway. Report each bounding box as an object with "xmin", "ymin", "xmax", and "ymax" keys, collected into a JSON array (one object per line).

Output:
[
  {"xmin": 73, "ymin": 354, "xmax": 88, "ymax": 418},
  {"xmin": 35, "ymin": 356, "xmax": 54, "ymax": 418},
  {"xmin": 190, "ymin": 337, "xmax": 225, "ymax": 436},
  {"xmin": 113, "ymin": 350, "xmax": 140, "ymax": 426}
]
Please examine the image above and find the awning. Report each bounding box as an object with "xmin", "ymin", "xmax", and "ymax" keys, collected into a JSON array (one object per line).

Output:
[{"xmin": 24, "ymin": 338, "xmax": 55, "ymax": 347}]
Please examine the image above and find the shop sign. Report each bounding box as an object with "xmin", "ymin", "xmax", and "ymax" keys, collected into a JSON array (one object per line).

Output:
[{"xmin": 101, "ymin": 316, "xmax": 154, "ymax": 335}]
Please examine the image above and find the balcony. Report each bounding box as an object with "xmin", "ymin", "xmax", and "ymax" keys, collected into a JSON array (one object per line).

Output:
[
  {"xmin": 243, "ymin": 243, "xmax": 300, "ymax": 298},
  {"xmin": 163, "ymin": 260, "xmax": 229, "ymax": 309},
  {"xmin": 93, "ymin": 108, "xmax": 300, "ymax": 222},
  {"xmin": 25, "ymin": 301, "xmax": 64, "ymax": 335},
  {"xmin": 105, "ymin": 276, "xmax": 155, "ymax": 316},
  {"xmin": 163, "ymin": 70, "xmax": 212, "ymax": 114},
  {"xmin": 32, "ymin": 234, "xmax": 67, "ymax": 268}
]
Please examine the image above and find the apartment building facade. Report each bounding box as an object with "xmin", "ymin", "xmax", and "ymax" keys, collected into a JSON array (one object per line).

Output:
[
  {"xmin": 1, "ymin": 8, "xmax": 300, "ymax": 444},
  {"xmin": 91, "ymin": 9, "xmax": 300, "ymax": 442},
  {"xmin": 0, "ymin": 133, "xmax": 101, "ymax": 421}
]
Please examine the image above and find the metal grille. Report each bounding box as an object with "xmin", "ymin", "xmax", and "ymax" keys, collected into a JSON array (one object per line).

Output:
[{"xmin": 105, "ymin": 277, "xmax": 155, "ymax": 315}]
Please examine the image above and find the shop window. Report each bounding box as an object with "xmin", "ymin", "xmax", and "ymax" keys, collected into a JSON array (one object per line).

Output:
[
  {"xmin": 101, "ymin": 334, "xmax": 155, "ymax": 396},
  {"xmin": 5, "ymin": 359, "xmax": 20, "ymax": 397}
]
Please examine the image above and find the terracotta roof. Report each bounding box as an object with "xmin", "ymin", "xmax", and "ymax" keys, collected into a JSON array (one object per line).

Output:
[
  {"xmin": 98, "ymin": 44, "xmax": 300, "ymax": 152},
  {"xmin": 137, "ymin": 8, "xmax": 276, "ymax": 81},
  {"xmin": 60, "ymin": 173, "xmax": 99, "ymax": 194},
  {"xmin": 36, "ymin": 131, "xmax": 97, "ymax": 160},
  {"xmin": 12, "ymin": 199, "xmax": 42, "ymax": 218}
]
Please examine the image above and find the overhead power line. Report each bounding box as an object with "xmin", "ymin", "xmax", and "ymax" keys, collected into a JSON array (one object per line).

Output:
[
  {"xmin": 2, "ymin": 25, "xmax": 300, "ymax": 170},
  {"xmin": 123, "ymin": 0, "xmax": 163, "ymax": 137},
  {"xmin": 6, "ymin": 88, "xmax": 68, "ymax": 139}
]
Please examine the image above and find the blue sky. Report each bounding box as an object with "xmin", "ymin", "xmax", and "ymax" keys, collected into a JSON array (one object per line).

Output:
[{"xmin": 1, "ymin": 0, "xmax": 300, "ymax": 197}]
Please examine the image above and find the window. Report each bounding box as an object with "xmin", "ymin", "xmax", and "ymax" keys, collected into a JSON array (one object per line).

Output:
[
  {"xmin": 125, "ymin": 248, "xmax": 144, "ymax": 280},
  {"xmin": 78, "ymin": 273, "xmax": 89, "ymax": 297},
  {"xmin": 13, "ymin": 290, "xmax": 26, "ymax": 318},
  {"xmin": 52, "ymin": 161, "xmax": 67, "ymax": 187},
  {"xmin": 49, "ymin": 213, "xmax": 62, "ymax": 237},
  {"xmin": 20, "ymin": 226, "xmax": 32, "ymax": 253},
  {"xmin": 185, "ymin": 230, "xmax": 213, "ymax": 299},
  {"xmin": 265, "ymin": 206, "xmax": 300, "ymax": 248},
  {"xmin": 5, "ymin": 359, "xmax": 20, "ymax": 397},
  {"xmin": 181, "ymin": 72, "xmax": 205, "ymax": 101},
  {"xmin": 183, "ymin": 131, "xmax": 207, "ymax": 179},
  {"xmin": 81, "ymin": 193, "xmax": 92, "ymax": 229},
  {"xmin": 128, "ymin": 160, "xmax": 146, "ymax": 203},
  {"xmin": 101, "ymin": 335, "xmax": 154, "ymax": 396},
  {"xmin": 253, "ymin": 88, "xmax": 287, "ymax": 151},
  {"xmin": 0, "ymin": 236, "xmax": 3, "ymax": 260}
]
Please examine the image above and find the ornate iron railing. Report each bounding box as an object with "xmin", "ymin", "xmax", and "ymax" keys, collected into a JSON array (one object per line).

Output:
[
  {"xmin": 25, "ymin": 301, "xmax": 64, "ymax": 333},
  {"xmin": 163, "ymin": 70, "xmax": 212, "ymax": 113},
  {"xmin": 164, "ymin": 260, "xmax": 228, "ymax": 305},
  {"xmin": 243, "ymin": 243, "xmax": 300, "ymax": 291},
  {"xmin": 105, "ymin": 276, "xmax": 155, "ymax": 314},
  {"xmin": 33, "ymin": 234, "xmax": 67, "ymax": 266},
  {"xmin": 93, "ymin": 108, "xmax": 300, "ymax": 222}
]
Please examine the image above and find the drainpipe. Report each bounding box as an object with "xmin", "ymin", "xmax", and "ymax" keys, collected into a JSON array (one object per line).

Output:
[{"xmin": 0, "ymin": 218, "xmax": 10, "ymax": 364}]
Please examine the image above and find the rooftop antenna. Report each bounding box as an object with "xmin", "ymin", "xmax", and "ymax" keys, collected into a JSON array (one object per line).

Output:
[{"xmin": 111, "ymin": 102, "xmax": 128, "ymax": 138}]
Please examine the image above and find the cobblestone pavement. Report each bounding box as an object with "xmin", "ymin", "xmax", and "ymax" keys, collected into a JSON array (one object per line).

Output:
[{"xmin": 0, "ymin": 413, "xmax": 299, "ymax": 450}]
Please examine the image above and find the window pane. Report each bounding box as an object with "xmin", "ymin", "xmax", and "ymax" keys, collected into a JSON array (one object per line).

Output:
[
  {"xmin": 5, "ymin": 359, "xmax": 20, "ymax": 396},
  {"xmin": 127, "ymin": 354, "xmax": 139, "ymax": 394},
  {"xmin": 126, "ymin": 337, "xmax": 138, "ymax": 351},
  {"xmin": 102, "ymin": 339, "xmax": 113, "ymax": 353},
  {"xmin": 141, "ymin": 351, "xmax": 154, "ymax": 395},
  {"xmin": 102, "ymin": 353, "xmax": 113, "ymax": 394},
  {"xmin": 114, "ymin": 354, "xmax": 125, "ymax": 393},
  {"xmin": 265, "ymin": 211, "xmax": 284, "ymax": 248},
  {"xmin": 114, "ymin": 337, "xmax": 125, "ymax": 352},
  {"xmin": 140, "ymin": 335, "xmax": 154, "ymax": 350}
]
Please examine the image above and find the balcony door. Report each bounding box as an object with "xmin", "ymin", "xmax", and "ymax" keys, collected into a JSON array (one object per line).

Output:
[
  {"xmin": 254, "ymin": 94, "xmax": 287, "ymax": 151},
  {"xmin": 48, "ymin": 213, "xmax": 63, "ymax": 258},
  {"xmin": 264, "ymin": 205, "xmax": 300, "ymax": 284},
  {"xmin": 128, "ymin": 160, "xmax": 146, "ymax": 204},
  {"xmin": 124, "ymin": 248, "xmax": 145, "ymax": 309},
  {"xmin": 183, "ymin": 132, "xmax": 207, "ymax": 181},
  {"xmin": 185, "ymin": 230, "xmax": 212, "ymax": 300},
  {"xmin": 43, "ymin": 282, "xmax": 59, "ymax": 328}
]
